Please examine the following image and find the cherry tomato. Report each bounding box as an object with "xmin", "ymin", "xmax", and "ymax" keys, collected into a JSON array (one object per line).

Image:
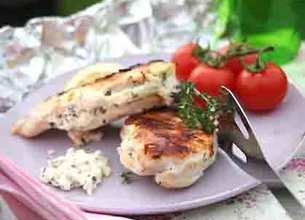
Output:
[
  {"xmin": 172, "ymin": 43, "xmax": 200, "ymax": 81},
  {"xmin": 220, "ymin": 45, "xmax": 258, "ymax": 75},
  {"xmin": 189, "ymin": 64, "xmax": 235, "ymax": 97},
  {"xmin": 235, "ymin": 63, "xmax": 288, "ymax": 111}
]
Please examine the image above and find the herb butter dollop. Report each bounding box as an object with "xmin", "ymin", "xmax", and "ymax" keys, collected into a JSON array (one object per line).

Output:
[{"xmin": 40, "ymin": 148, "xmax": 111, "ymax": 195}]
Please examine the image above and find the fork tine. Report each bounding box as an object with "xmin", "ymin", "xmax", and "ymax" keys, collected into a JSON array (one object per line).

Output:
[
  {"xmin": 220, "ymin": 86, "xmax": 264, "ymax": 160},
  {"xmin": 221, "ymin": 87, "xmax": 253, "ymax": 136}
]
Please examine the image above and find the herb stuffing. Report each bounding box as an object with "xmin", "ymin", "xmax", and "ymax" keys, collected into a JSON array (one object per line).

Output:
[{"xmin": 40, "ymin": 148, "xmax": 111, "ymax": 195}]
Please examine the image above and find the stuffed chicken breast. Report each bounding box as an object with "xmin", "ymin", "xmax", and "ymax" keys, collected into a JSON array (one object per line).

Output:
[
  {"xmin": 12, "ymin": 61, "xmax": 179, "ymax": 145},
  {"xmin": 118, "ymin": 109, "xmax": 217, "ymax": 188}
]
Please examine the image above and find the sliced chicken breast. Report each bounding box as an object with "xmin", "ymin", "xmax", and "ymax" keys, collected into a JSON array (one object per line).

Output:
[
  {"xmin": 12, "ymin": 61, "xmax": 179, "ymax": 143},
  {"xmin": 118, "ymin": 109, "xmax": 217, "ymax": 188}
]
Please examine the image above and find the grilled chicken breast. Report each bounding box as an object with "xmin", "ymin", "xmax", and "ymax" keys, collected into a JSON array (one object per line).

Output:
[
  {"xmin": 64, "ymin": 62, "xmax": 123, "ymax": 90},
  {"xmin": 65, "ymin": 62, "xmax": 123, "ymax": 145},
  {"xmin": 118, "ymin": 109, "xmax": 217, "ymax": 188},
  {"xmin": 12, "ymin": 61, "xmax": 179, "ymax": 144}
]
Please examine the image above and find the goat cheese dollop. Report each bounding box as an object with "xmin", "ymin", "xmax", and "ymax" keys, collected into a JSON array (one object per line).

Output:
[{"xmin": 40, "ymin": 148, "xmax": 111, "ymax": 195}]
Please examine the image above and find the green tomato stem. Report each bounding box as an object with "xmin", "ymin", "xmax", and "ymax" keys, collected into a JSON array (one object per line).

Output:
[{"xmin": 241, "ymin": 46, "xmax": 274, "ymax": 73}]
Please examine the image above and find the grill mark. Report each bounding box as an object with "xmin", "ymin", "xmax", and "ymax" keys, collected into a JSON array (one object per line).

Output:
[
  {"xmin": 143, "ymin": 130, "xmax": 196, "ymax": 158},
  {"xmin": 118, "ymin": 60, "xmax": 166, "ymax": 73},
  {"xmin": 127, "ymin": 109, "xmax": 212, "ymax": 158},
  {"xmin": 55, "ymin": 60, "xmax": 168, "ymax": 98},
  {"xmin": 144, "ymin": 143, "xmax": 190, "ymax": 159}
]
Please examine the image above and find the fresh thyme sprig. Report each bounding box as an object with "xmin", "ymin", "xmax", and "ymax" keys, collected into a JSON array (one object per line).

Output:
[
  {"xmin": 176, "ymin": 82, "xmax": 231, "ymax": 134},
  {"xmin": 176, "ymin": 82, "xmax": 201, "ymax": 129}
]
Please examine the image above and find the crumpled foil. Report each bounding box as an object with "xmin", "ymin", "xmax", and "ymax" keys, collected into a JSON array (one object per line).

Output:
[{"xmin": 0, "ymin": 0, "xmax": 215, "ymax": 113}]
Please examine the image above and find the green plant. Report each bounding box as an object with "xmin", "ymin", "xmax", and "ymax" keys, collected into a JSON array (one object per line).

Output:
[{"xmin": 216, "ymin": 0, "xmax": 305, "ymax": 64}]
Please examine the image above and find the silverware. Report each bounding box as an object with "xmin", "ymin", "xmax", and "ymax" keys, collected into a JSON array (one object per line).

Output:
[{"xmin": 219, "ymin": 86, "xmax": 305, "ymax": 208}]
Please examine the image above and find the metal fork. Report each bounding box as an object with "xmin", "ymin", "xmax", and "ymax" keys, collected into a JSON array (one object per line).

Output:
[{"xmin": 218, "ymin": 86, "xmax": 305, "ymax": 208}]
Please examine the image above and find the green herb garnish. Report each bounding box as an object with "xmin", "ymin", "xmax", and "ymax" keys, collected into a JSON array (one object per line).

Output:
[
  {"xmin": 120, "ymin": 171, "xmax": 138, "ymax": 184},
  {"xmin": 176, "ymin": 82, "xmax": 231, "ymax": 133}
]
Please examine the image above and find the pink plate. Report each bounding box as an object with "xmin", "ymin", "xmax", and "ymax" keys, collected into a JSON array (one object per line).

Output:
[{"xmin": 0, "ymin": 54, "xmax": 304, "ymax": 215}]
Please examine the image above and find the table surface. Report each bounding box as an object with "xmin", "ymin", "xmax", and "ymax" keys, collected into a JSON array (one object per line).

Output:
[{"xmin": 1, "ymin": 186, "xmax": 303, "ymax": 220}]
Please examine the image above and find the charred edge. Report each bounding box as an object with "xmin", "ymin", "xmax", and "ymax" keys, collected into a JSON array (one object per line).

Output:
[
  {"xmin": 53, "ymin": 60, "xmax": 168, "ymax": 97},
  {"xmin": 124, "ymin": 107, "xmax": 172, "ymax": 125},
  {"xmin": 118, "ymin": 59, "xmax": 166, "ymax": 73}
]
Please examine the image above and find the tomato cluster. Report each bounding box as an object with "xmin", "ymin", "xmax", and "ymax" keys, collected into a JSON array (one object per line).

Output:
[{"xmin": 172, "ymin": 43, "xmax": 288, "ymax": 112}]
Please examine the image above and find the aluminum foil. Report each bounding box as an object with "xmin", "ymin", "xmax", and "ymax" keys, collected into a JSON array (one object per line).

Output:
[{"xmin": 0, "ymin": 0, "xmax": 215, "ymax": 113}]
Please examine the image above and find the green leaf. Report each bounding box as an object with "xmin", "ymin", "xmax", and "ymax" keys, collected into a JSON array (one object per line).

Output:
[
  {"xmin": 58, "ymin": 0, "xmax": 101, "ymax": 16},
  {"xmin": 217, "ymin": 0, "xmax": 302, "ymax": 64},
  {"xmin": 291, "ymin": 0, "xmax": 305, "ymax": 39},
  {"xmin": 238, "ymin": 28, "xmax": 301, "ymax": 64},
  {"xmin": 214, "ymin": 0, "xmax": 237, "ymax": 38}
]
